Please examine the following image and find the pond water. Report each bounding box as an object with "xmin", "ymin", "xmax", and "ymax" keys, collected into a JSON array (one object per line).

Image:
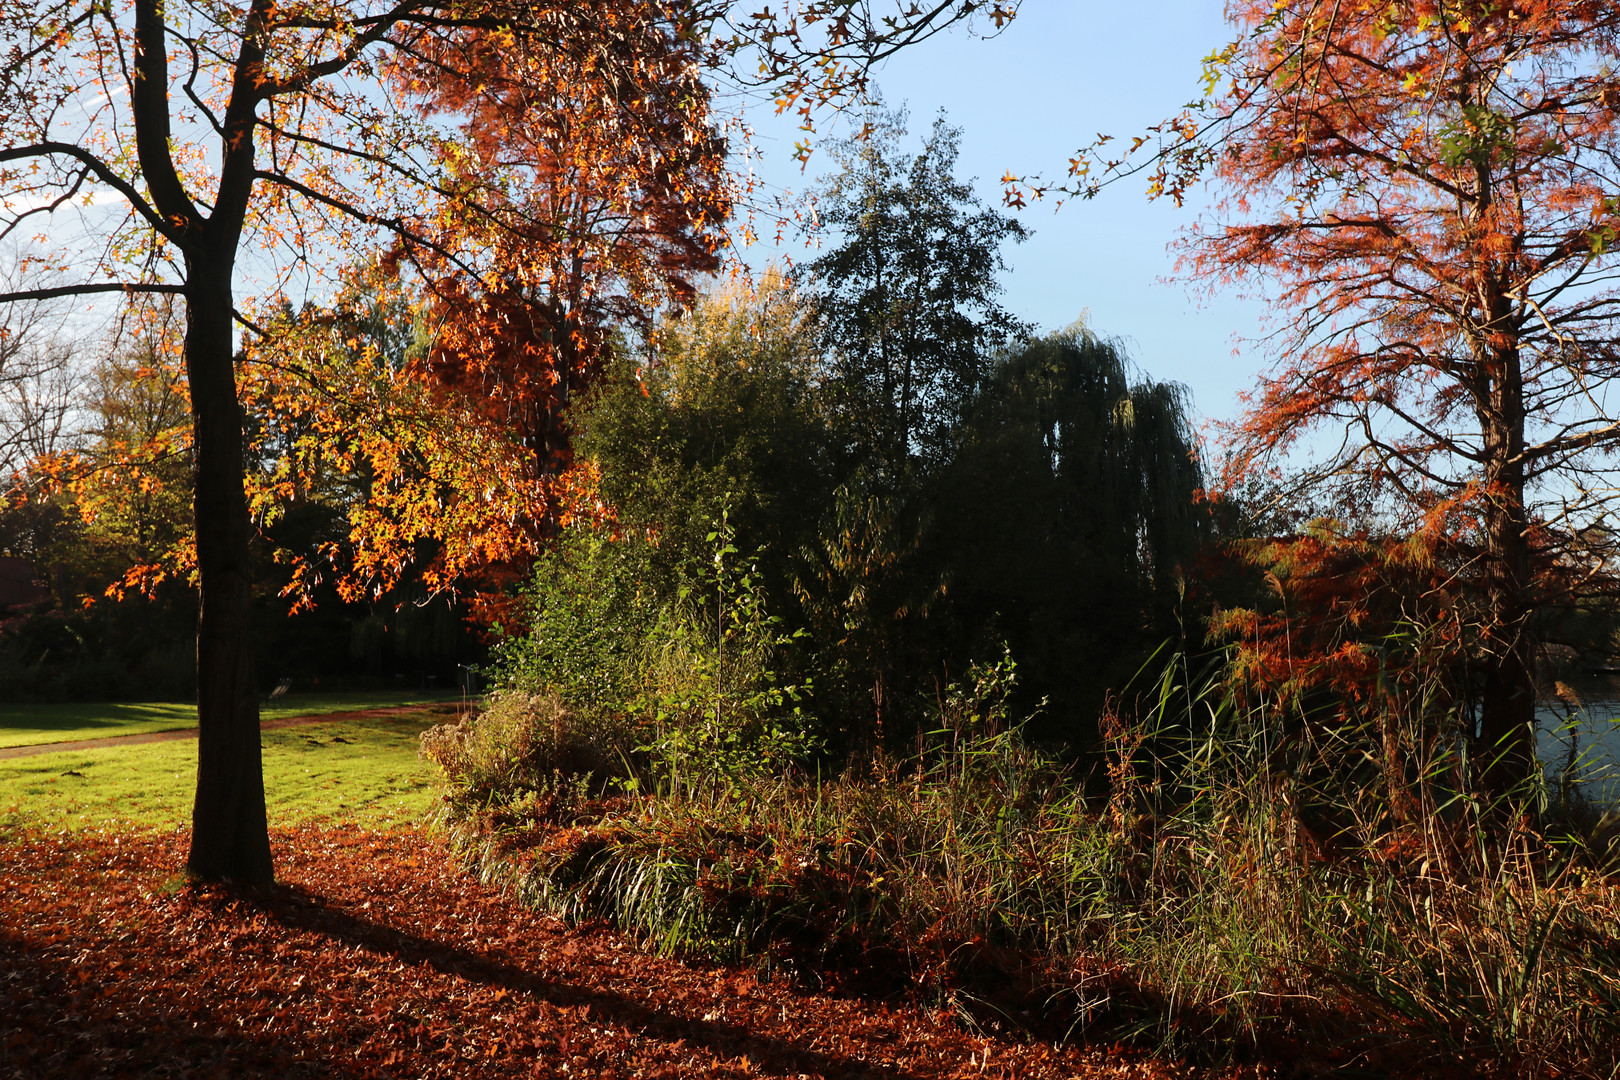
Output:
[{"xmin": 1537, "ymin": 700, "xmax": 1620, "ymax": 810}]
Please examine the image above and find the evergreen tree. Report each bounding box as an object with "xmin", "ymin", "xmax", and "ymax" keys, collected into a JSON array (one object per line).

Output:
[{"xmin": 807, "ymin": 107, "xmax": 1030, "ymax": 476}]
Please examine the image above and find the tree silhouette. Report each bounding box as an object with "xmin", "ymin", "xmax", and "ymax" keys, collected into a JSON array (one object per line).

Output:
[{"xmin": 808, "ymin": 107, "xmax": 1029, "ymax": 475}]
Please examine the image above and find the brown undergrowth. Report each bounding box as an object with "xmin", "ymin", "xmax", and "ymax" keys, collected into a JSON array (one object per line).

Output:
[
  {"xmin": 0, "ymin": 823, "xmax": 1206, "ymax": 1080},
  {"xmin": 446, "ymin": 784, "xmax": 1600, "ymax": 1080},
  {"xmin": 421, "ymin": 683, "xmax": 1620, "ymax": 1080}
]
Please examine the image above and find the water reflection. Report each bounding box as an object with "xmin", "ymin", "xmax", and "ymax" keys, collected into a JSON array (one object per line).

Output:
[{"xmin": 1537, "ymin": 700, "xmax": 1620, "ymax": 808}]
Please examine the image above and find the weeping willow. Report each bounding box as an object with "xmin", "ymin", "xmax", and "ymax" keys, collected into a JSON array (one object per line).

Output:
[
  {"xmin": 974, "ymin": 326, "xmax": 1208, "ymax": 589},
  {"xmin": 918, "ymin": 326, "xmax": 1210, "ymax": 745}
]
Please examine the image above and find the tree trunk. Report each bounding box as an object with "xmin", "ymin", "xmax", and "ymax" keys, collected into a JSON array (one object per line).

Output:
[
  {"xmin": 1477, "ymin": 635, "xmax": 1537, "ymax": 800},
  {"xmin": 1476, "ymin": 338, "xmax": 1538, "ymax": 802},
  {"xmin": 184, "ymin": 266, "xmax": 273, "ymax": 884}
]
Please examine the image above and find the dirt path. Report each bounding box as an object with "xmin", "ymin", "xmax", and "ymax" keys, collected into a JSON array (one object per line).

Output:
[
  {"xmin": 0, "ymin": 825, "xmax": 1196, "ymax": 1080},
  {"xmin": 0, "ymin": 703, "xmax": 466, "ymax": 761}
]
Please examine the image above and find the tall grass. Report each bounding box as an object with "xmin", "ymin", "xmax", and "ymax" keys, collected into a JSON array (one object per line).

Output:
[{"xmin": 424, "ymin": 656, "xmax": 1620, "ymax": 1077}]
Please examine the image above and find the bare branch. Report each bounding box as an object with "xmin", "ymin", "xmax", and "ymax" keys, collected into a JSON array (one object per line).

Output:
[
  {"xmin": 0, "ymin": 282, "xmax": 186, "ymax": 303},
  {"xmin": 0, "ymin": 143, "xmax": 175, "ymax": 241}
]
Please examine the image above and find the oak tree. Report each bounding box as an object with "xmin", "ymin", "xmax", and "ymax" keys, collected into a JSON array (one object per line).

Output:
[
  {"xmin": 396, "ymin": 12, "xmax": 730, "ymax": 514},
  {"xmin": 237, "ymin": 268, "xmax": 601, "ymax": 635},
  {"xmin": 0, "ymin": 0, "xmax": 1017, "ymax": 882}
]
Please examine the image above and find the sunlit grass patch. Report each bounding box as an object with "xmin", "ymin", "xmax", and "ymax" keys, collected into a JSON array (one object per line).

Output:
[
  {"xmin": 0, "ymin": 702, "xmax": 198, "ymax": 749},
  {"xmin": 0, "ymin": 714, "xmax": 443, "ymax": 833},
  {"xmin": 0, "ymin": 690, "xmax": 466, "ymax": 749}
]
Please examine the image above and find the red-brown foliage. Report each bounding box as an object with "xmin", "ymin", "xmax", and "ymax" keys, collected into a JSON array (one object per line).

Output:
[
  {"xmin": 1213, "ymin": 526, "xmax": 1477, "ymax": 716},
  {"xmin": 394, "ymin": 7, "xmax": 731, "ymax": 519},
  {"xmin": 1201, "ymin": 0, "xmax": 1620, "ymax": 792},
  {"xmin": 0, "ymin": 825, "xmax": 1190, "ymax": 1080},
  {"xmin": 1209, "ymin": 524, "xmax": 1487, "ymax": 828},
  {"xmin": 251, "ymin": 8, "xmax": 739, "ymax": 624},
  {"xmin": 1033, "ymin": 0, "xmax": 1620, "ymax": 794}
]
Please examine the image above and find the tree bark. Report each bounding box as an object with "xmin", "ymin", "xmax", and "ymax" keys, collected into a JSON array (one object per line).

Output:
[
  {"xmin": 184, "ymin": 265, "xmax": 273, "ymax": 884},
  {"xmin": 1476, "ymin": 506, "xmax": 1538, "ymax": 801},
  {"xmin": 1477, "ymin": 633, "xmax": 1537, "ymax": 800},
  {"xmin": 1475, "ymin": 336, "xmax": 1538, "ymax": 802}
]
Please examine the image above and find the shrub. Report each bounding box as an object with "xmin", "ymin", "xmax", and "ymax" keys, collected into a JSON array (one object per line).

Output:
[
  {"xmin": 419, "ymin": 690, "xmax": 637, "ymax": 807},
  {"xmin": 444, "ymin": 657, "xmax": 1133, "ymax": 1008},
  {"xmin": 496, "ymin": 527, "xmax": 654, "ymax": 710},
  {"xmin": 436, "ymin": 649, "xmax": 1620, "ymax": 1076},
  {"xmin": 486, "ymin": 510, "xmax": 822, "ymax": 799},
  {"xmin": 634, "ymin": 510, "xmax": 820, "ymax": 793}
]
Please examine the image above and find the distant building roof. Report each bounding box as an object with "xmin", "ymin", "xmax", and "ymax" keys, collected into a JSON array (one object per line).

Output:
[{"xmin": 0, "ymin": 557, "xmax": 49, "ymax": 610}]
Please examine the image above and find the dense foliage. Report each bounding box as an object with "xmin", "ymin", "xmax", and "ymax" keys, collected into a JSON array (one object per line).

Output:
[
  {"xmin": 547, "ymin": 115, "xmax": 1210, "ymax": 758},
  {"xmin": 1026, "ymin": 0, "xmax": 1620, "ymax": 796}
]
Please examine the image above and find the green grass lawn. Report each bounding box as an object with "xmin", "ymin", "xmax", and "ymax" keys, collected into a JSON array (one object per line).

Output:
[
  {"xmin": 0, "ymin": 713, "xmax": 450, "ymax": 832},
  {"xmin": 0, "ymin": 690, "xmax": 467, "ymax": 749}
]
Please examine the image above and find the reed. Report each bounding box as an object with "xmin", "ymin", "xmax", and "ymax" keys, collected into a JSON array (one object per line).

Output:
[{"xmin": 425, "ymin": 654, "xmax": 1620, "ymax": 1077}]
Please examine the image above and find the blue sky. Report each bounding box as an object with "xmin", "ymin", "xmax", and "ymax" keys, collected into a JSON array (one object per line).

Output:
[
  {"xmin": 730, "ymin": 2, "xmax": 1268, "ymax": 429},
  {"xmin": 21, "ymin": 3, "xmax": 1266, "ymax": 431}
]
